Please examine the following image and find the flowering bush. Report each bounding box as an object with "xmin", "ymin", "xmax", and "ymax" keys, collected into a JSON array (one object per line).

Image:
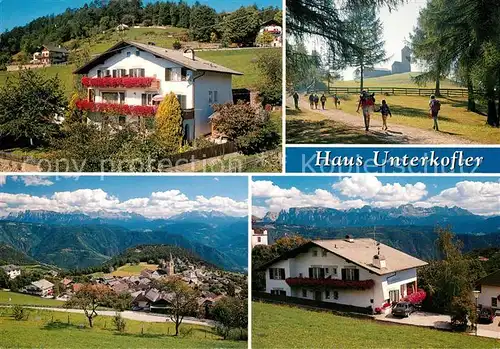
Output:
[
  {"xmin": 285, "ymin": 277, "xmax": 375, "ymax": 290},
  {"xmin": 404, "ymin": 289, "xmax": 427, "ymax": 304},
  {"xmin": 75, "ymin": 100, "xmax": 156, "ymax": 117},
  {"xmin": 81, "ymin": 77, "xmax": 156, "ymax": 88}
]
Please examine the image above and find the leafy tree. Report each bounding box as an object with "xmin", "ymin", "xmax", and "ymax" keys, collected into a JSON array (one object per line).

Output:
[
  {"xmin": 255, "ymin": 49, "xmax": 282, "ymax": 106},
  {"xmin": 155, "ymin": 92, "xmax": 183, "ymax": 154},
  {"xmin": 418, "ymin": 228, "xmax": 484, "ymax": 330},
  {"xmin": 345, "ymin": 4, "xmax": 387, "ymax": 91},
  {"xmin": 63, "ymin": 93, "xmax": 85, "ymax": 130},
  {"xmin": 12, "ymin": 305, "xmax": 27, "ymax": 321},
  {"xmin": 0, "ymin": 69, "xmax": 64, "ymax": 146},
  {"xmin": 121, "ymin": 14, "xmax": 136, "ymax": 26},
  {"xmin": 154, "ymin": 277, "xmax": 199, "ymax": 336},
  {"xmin": 99, "ymin": 16, "xmax": 111, "ymax": 31},
  {"xmin": 0, "ymin": 269, "xmax": 9, "ymax": 289},
  {"xmin": 212, "ymin": 297, "xmax": 248, "ymax": 340},
  {"xmin": 177, "ymin": 1, "xmax": 191, "ymax": 28},
  {"xmin": 65, "ymin": 284, "xmax": 115, "ymax": 328},
  {"xmin": 256, "ymin": 31, "xmax": 274, "ymax": 46},
  {"xmin": 113, "ymin": 312, "xmax": 126, "ymax": 332},
  {"xmin": 189, "ymin": 5, "xmax": 217, "ymax": 42},
  {"xmin": 273, "ymin": 10, "xmax": 282, "ymax": 24},
  {"xmin": 221, "ymin": 6, "xmax": 261, "ymax": 46}
]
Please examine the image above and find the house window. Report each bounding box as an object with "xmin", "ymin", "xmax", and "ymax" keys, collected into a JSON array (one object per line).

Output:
[
  {"xmin": 342, "ymin": 268, "xmax": 359, "ymax": 281},
  {"xmin": 176, "ymin": 94, "xmax": 187, "ymax": 109},
  {"xmin": 97, "ymin": 70, "xmax": 102, "ymax": 78},
  {"xmin": 325, "ymin": 290, "xmax": 330, "ymax": 299},
  {"xmin": 257, "ymin": 237, "xmax": 261, "ymax": 242},
  {"xmin": 333, "ymin": 291, "xmax": 338, "ymax": 300},
  {"xmin": 322, "ymin": 250, "xmax": 327, "ymax": 257},
  {"xmin": 302, "ymin": 289, "xmax": 307, "ymax": 297},
  {"xmin": 492, "ymin": 298, "xmax": 498, "ymax": 308},
  {"xmin": 312, "ymin": 250, "xmax": 318, "ymax": 257},
  {"xmin": 332, "ymin": 267, "xmax": 338, "ymax": 276},
  {"xmin": 269, "ymin": 268, "xmax": 285, "ymax": 280},
  {"xmin": 181, "ymin": 67, "xmax": 188, "ymax": 81},
  {"xmin": 271, "ymin": 289, "xmax": 286, "ymax": 296},
  {"xmin": 308, "ymin": 267, "xmax": 325, "ymax": 279},
  {"xmin": 165, "ymin": 68, "xmax": 172, "ymax": 81},
  {"xmin": 102, "ymin": 92, "xmax": 125, "ymax": 104},
  {"xmin": 183, "ymin": 124, "xmax": 191, "ymax": 141},
  {"xmin": 141, "ymin": 93, "xmax": 155, "ymax": 106},
  {"xmin": 129, "ymin": 68, "xmax": 145, "ymax": 77},
  {"xmin": 389, "ymin": 290, "xmax": 400, "ymax": 303},
  {"xmin": 213, "ymin": 91, "xmax": 218, "ymax": 103},
  {"xmin": 209, "ymin": 91, "xmax": 213, "ymax": 103},
  {"xmin": 119, "ymin": 92, "xmax": 125, "ymax": 104}
]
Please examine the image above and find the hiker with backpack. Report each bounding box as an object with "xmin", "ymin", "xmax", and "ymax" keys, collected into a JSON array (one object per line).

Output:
[
  {"xmin": 309, "ymin": 93, "xmax": 314, "ymax": 109},
  {"xmin": 356, "ymin": 90, "xmax": 375, "ymax": 131},
  {"xmin": 313, "ymin": 94, "xmax": 320, "ymax": 109},
  {"xmin": 333, "ymin": 94, "xmax": 340, "ymax": 109},
  {"xmin": 292, "ymin": 91, "xmax": 299, "ymax": 110},
  {"xmin": 429, "ymin": 95, "xmax": 441, "ymax": 131},
  {"xmin": 379, "ymin": 100, "xmax": 392, "ymax": 131},
  {"xmin": 320, "ymin": 94, "xmax": 327, "ymax": 110}
]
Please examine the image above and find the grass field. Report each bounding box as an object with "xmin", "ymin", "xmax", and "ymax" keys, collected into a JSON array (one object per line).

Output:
[
  {"xmin": 331, "ymin": 72, "xmax": 463, "ymax": 89},
  {"xmin": 0, "ymin": 308, "xmax": 245, "ymax": 348},
  {"xmin": 0, "ymin": 291, "xmax": 64, "ymax": 307},
  {"xmin": 252, "ymin": 302, "xmax": 498, "ymax": 348},
  {"xmin": 323, "ymin": 94, "xmax": 499, "ymax": 144},
  {"xmin": 110, "ymin": 263, "xmax": 158, "ymax": 277}
]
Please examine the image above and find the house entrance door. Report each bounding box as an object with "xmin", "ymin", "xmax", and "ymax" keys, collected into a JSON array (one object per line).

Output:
[{"xmin": 315, "ymin": 291, "xmax": 322, "ymax": 301}]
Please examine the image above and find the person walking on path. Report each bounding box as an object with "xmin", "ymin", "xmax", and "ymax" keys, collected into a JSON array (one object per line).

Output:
[
  {"xmin": 309, "ymin": 93, "xmax": 314, "ymax": 109},
  {"xmin": 293, "ymin": 91, "xmax": 300, "ymax": 110},
  {"xmin": 320, "ymin": 94, "xmax": 327, "ymax": 110},
  {"xmin": 379, "ymin": 99, "xmax": 392, "ymax": 131},
  {"xmin": 333, "ymin": 94, "xmax": 339, "ymax": 109},
  {"xmin": 356, "ymin": 91, "xmax": 375, "ymax": 131},
  {"xmin": 429, "ymin": 95, "xmax": 441, "ymax": 131},
  {"xmin": 313, "ymin": 94, "xmax": 319, "ymax": 109}
]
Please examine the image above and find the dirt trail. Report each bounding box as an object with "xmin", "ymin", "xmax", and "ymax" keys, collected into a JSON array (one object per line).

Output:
[{"xmin": 297, "ymin": 98, "xmax": 477, "ymax": 144}]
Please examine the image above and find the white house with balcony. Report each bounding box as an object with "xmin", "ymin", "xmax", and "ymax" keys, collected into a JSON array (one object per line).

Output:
[
  {"xmin": 257, "ymin": 19, "xmax": 282, "ymax": 47},
  {"xmin": 475, "ymin": 270, "xmax": 500, "ymax": 311},
  {"xmin": 252, "ymin": 229, "xmax": 269, "ymax": 248},
  {"xmin": 74, "ymin": 40, "xmax": 243, "ymax": 140},
  {"xmin": 260, "ymin": 237, "xmax": 427, "ymax": 313},
  {"xmin": 0, "ymin": 265, "xmax": 21, "ymax": 279}
]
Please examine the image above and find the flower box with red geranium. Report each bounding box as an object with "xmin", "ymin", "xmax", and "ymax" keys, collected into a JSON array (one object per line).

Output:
[
  {"xmin": 81, "ymin": 77, "xmax": 157, "ymax": 89},
  {"xmin": 75, "ymin": 100, "xmax": 156, "ymax": 117},
  {"xmin": 285, "ymin": 277, "xmax": 375, "ymax": 290}
]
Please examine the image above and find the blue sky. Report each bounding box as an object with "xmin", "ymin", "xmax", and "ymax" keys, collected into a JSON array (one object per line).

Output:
[
  {"xmin": 252, "ymin": 176, "xmax": 500, "ymax": 216},
  {"xmin": 0, "ymin": 0, "xmax": 280, "ymax": 32},
  {"xmin": 0, "ymin": 175, "xmax": 248, "ymax": 218}
]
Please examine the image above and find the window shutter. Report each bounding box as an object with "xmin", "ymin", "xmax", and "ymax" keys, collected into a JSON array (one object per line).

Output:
[
  {"xmin": 165, "ymin": 68, "xmax": 171, "ymax": 81},
  {"xmin": 341, "ymin": 269, "xmax": 346, "ymax": 281},
  {"xmin": 141, "ymin": 94, "xmax": 147, "ymax": 106},
  {"xmin": 308, "ymin": 268, "xmax": 313, "ymax": 278},
  {"xmin": 280, "ymin": 269, "xmax": 285, "ymax": 279},
  {"xmin": 269, "ymin": 269, "xmax": 274, "ymax": 280},
  {"xmin": 141, "ymin": 68, "xmax": 145, "ymax": 77},
  {"xmin": 129, "ymin": 69, "xmax": 134, "ymax": 77},
  {"xmin": 320, "ymin": 268, "xmax": 325, "ymax": 279},
  {"xmin": 354, "ymin": 269, "xmax": 360, "ymax": 281}
]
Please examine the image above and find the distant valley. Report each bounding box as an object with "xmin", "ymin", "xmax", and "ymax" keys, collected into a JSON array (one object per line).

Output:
[{"xmin": 0, "ymin": 210, "xmax": 248, "ymax": 272}]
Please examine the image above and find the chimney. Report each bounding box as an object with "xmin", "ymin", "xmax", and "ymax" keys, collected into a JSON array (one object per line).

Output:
[
  {"xmin": 373, "ymin": 254, "xmax": 386, "ymax": 269},
  {"xmin": 183, "ymin": 48, "xmax": 195, "ymax": 60}
]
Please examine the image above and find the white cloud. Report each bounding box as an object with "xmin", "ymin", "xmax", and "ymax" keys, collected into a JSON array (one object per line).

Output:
[
  {"xmin": 0, "ymin": 188, "xmax": 248, "ymax": 218},
  {"xmin": 20, "ymin": 176, "xmax": 54, "ymax": 187},
  {"xmin": 0, "ymin": 176, "xmax": 6, "ymax": 186},
  {"xmin": 333, "ymin": 176, "xmax": 428, "ymax": 207},
  {"xmin": 418, "ymin": 180, "xmax": 500, "ymax": 215},
  {"xmin": 252, "ymin": 205, "xmax": 268, "ymax": 218}
]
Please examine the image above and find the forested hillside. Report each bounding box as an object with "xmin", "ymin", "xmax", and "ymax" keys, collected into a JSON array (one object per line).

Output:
[{"xmin": 0, "ymin": 0, "xmax": 280, "ymax": 68}]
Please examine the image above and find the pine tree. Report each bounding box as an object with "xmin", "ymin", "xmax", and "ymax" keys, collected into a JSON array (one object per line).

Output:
[
  {"xmin": 345, "ymin": 4, "xmax": 387, "ymax": 92},
  {"xmin": 155, "ymin": 92, "xmax": 183, "ymax": 153}
]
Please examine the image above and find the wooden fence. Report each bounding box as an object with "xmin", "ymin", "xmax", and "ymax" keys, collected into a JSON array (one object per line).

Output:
[
  {"xmin": 326, "ymin": 86, "xmax": 471, "ymax": 98},
  {"xmin": 166, "ymin": 141, "xmax": 238, "ymax": 167}
]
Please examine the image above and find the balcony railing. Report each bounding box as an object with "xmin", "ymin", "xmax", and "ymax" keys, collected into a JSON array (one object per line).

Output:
[
  {"xmin": 75, "ymin": 100, "xmax": 156, "ymax": 117},
  {"xmin": 285, "ymin": 277, "xmax": 375, "ymax": 290},
  {"xmin": 82, "ymin": 77, "xmax": 160, "ymax": 89}
]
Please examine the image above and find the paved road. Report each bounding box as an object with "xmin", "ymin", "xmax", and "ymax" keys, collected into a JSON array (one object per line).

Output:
[
  {"xmin": 0, "ymin": 305, "xmax": 215, "ymax": 327},
  {"xmin": 296, "ymin": 98, "xmax": 476, "ymax": 144},
  {"xmin": 374, "ymin": 311, "xmax": 452, "ymax": 330}
]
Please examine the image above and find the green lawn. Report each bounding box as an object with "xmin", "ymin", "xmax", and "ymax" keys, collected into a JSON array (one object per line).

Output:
[
  {"xmin": 197, "ymin": 48, "xmax": 280, "ymax": 89},
  {"xmin": 111, "ymin": 263, "xmax": 158, "ymax": 277},
  {"xmin": 332, "ymin": 72, "xmax": 463, "ymax": 89},
  {"xmin": 252, "ymin": 302, "xmax": 498, "ymax": 348},
  {"xmin": 0, "ymin": 291, "xmax": 64, "ymax": 307},
  {"xmin": 325, "ymin": 94, "xmax": 499, "ymax": 144},
  {"xmin": 0, "ymin": 308, "xmax": 245, "ymax": 348}
]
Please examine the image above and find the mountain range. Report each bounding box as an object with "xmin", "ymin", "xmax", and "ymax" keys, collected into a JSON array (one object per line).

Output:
[
  {"xmin": 0, "ymin": 210, "xmax": 248, "ymax": 272},
  {"xmin": 259, "ymin": 205, "xmax": 499, "ymax": 234}
]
